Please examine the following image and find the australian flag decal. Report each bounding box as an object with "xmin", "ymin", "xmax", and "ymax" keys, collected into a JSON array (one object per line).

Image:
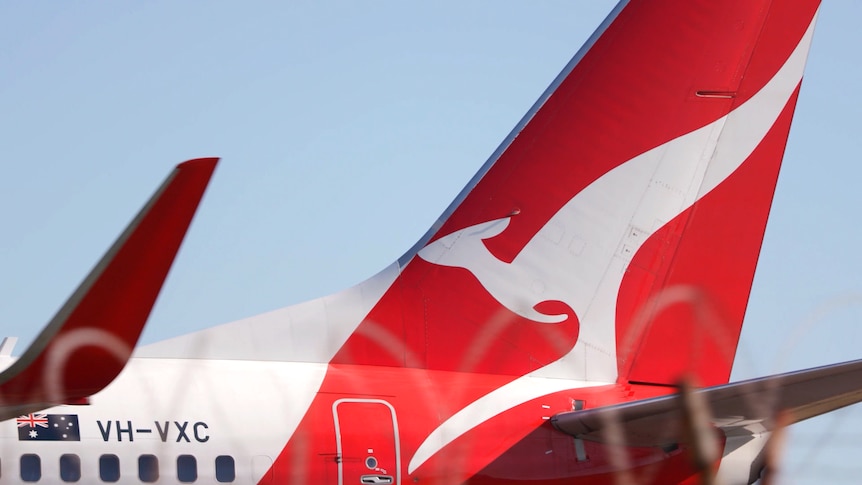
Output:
[{"xmin": 17, "ymin": 414, "xmax": 80, "ymax": 441}]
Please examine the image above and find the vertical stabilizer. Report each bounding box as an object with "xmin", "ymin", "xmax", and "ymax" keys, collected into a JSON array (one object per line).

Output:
[{"xmin": 333, "ymin": 0, "xmax": 821, "ymax": 386}]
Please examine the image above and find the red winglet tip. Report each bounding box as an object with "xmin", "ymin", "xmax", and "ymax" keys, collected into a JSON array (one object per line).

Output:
[{"xmin": 176, "ymin": 157, "xmax": 220, "ymax": 171}]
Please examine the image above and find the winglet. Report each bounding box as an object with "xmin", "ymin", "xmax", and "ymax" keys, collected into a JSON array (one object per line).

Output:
[{"xmin": 0, "ymin": 158, "xmax": 218, "ymax": 416}]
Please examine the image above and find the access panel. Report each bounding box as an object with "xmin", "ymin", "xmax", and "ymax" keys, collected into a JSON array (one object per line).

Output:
[{"xmin": 333, "ymin": 399, "xmax": 401, "ymax": 485}]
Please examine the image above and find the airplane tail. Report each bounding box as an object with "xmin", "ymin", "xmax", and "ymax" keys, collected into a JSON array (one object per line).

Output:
[
  {"xmin": 332, "ymin": 0, "xmax": 821, "ymax": 386},
  {"xmin": 142, "ymin": 1, "xmax": 821, "ymax": 388}
]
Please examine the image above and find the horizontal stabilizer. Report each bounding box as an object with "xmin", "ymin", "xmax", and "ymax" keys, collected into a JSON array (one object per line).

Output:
[
  {"xmin": 551, "ymin": 359, "xmax": 862, "ymax": 446},
  {"xmin": 0, "ymin": 158, "xmax": 218, "ymax": 420}
]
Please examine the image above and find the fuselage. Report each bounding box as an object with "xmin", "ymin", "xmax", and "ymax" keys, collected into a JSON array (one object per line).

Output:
[{"xmin": 0, "ymin": 355, "xmax": 723, "ymax": 484}]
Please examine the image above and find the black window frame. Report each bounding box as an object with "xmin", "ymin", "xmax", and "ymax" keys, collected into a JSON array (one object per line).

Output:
[
  {"xmin": 177, "ymin": 454, "xmax": 197, "ymax": 483},
  {"xmin": 215, "ymin": 455, "xmax": 236, "ymax": 483},
  {"xmin": 20, "ymin": 454, "xmax": 41, "ymax": 483},
  {"xmin": 99, "ymin": 454, "xmax": 120, "ymax": 483},
  {"xmin": 138, "ymin": 454, "xmax": 159, "ymax": 483},
  {"xmin": 60, "ymin": 454, "xmax": 81, "ymax": 482}
]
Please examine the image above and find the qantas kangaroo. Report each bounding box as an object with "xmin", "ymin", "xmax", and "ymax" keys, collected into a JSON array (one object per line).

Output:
[{"xmin": 2, "ymin": 1, "xmax": 860, "ymax": 484}]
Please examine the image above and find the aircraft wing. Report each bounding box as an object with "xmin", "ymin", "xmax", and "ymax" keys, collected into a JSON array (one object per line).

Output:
[
  {"xmin": 0, "ymin": 158, "xmax": 218, "ymax": 420},
  {"xmin": 551, "ymin": 359, "xmax": 862, "ymax": 446}
]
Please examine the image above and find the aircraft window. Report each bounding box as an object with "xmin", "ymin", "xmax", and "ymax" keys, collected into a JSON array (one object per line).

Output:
[
  {"xmin": 177, "ymin": 455, "xmax": 197, "ymax": 482},
  {"xmin": 60, "ymin": 454, "xmax": 81, "ymax": 482},
  {"xmin": 20, "ymin": 454, "xmax": 41, "ymax": 482},
  {"xmin": 138, "ymin": 454, "xmax": 159, "ymax": 483},
  {"xmin": 215, "ymin": 455, "xmax": 235, "ymax": 483},
  {"xmin": 99, "ymin": 454, "xmax": 120, "ymax": 482}
]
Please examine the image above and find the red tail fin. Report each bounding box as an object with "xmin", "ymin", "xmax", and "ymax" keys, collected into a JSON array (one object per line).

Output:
[{"xmin": 333, "ymin": 0, "xmax": 821, "ymax": 386}]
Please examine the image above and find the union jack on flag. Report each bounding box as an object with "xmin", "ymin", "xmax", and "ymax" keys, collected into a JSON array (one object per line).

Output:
[
  {"xmin": 16, "ymin": 414, "xmax": 49, "ymax": 428},
  {"xmin": 16, "ymin": 414, "xmax": 80, "ymax": 441}
]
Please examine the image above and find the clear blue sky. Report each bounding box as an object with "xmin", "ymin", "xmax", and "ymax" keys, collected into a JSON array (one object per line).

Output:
[{"xmin": 1, "ymin": 2, "xmax": 861, "ymax": 483}]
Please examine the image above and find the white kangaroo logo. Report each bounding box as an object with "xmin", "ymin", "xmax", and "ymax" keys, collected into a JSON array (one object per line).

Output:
[{"xmin": 419, "ymin": 216, "xmax": 573, "ymax": 323}]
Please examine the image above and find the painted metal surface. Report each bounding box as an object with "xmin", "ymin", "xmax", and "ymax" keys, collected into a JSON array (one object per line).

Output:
[{"xmin": 0, "ymin": 1, "xmax": 842, "ymax": 484}]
